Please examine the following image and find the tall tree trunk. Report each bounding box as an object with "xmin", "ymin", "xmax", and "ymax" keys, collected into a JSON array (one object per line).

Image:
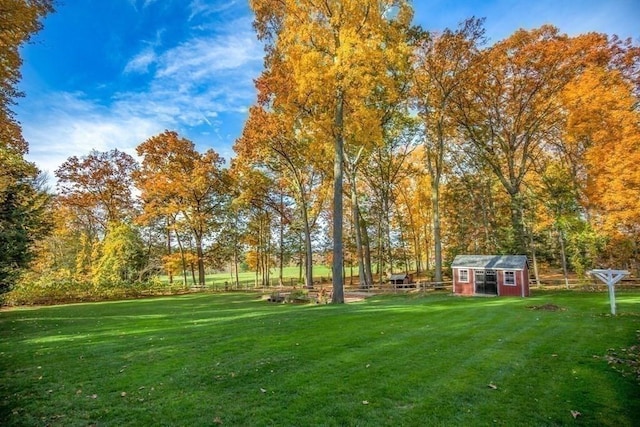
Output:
[
  {"xmin": 190, "ymin": 261, "xmax": 197, "ymax": 287},
  {"xmin": 352, "ymin": 191, "xmax": 365, "ymax": 287},
  {"xmin": 529, "ymin": 230, "xmax": 541, "ymax": 287},
  {"xmin": 376, "ymin": 217, "xmax": 384, "ymax": 284},
  {"xmin": 302, "ymin": 204, "xmax": 314, "ymax": 288},
  {"xmin": 384, "ymin": 192, "xmax": 393, "ymax": 276},
  {"xmin": 349, "ymin": 169, "xmax": 369, "ymax": 288},
  {"xmin": 233, "ymin": 240, "xmax": 239, "ymax": 288},
  {"xmin": 256, "ymin": 219, "xmax": 263, "ymax": 287},
  {"xmin": 195, "ymin": 233, "xmax": 205, "ymax": 287},
  {"xmin": 299, "ymin": 234, "xmax": 303, "ymax": 284},
  {"xmin": 174, "ymin": 230, "xmax": 188, "ymax": 288},
  {"xmin": 166, "ymin": 217, "xmax": 173, "ymax": 284},
  {"xmin": 432, "ymin": 180, "xmax": 443, "ymax": 283},
  {"xmin": 279, "ymin": 192, "xmax": 284, "ymax": 287},
  {"xmin": 509, "ymin": 191, "xmax": 527, "ymax": 254},
  {"xmin": 557, "ymin": 224, "xmax": 570, "ymax": 289},
  {"xmin": 400, "ymin": 226, "xmax": 410, "ymax": 274},
  {"xmin": 332, "ymin": 92, "xmax": 345, "ymax": 303},
  {"xmin": 265, "ymin": 215, "xmax": 271, "ymax": 287},
  {"xmin": 233, "ymin": 216, "xmax": 239, "ymax": 288},
  {"xmin": 423, "ymin": 221, "xmax": 431, "ymax": 272},
  {"xmin": 361, "ymin": 216, "xmax": 374, "ymax": 288}
]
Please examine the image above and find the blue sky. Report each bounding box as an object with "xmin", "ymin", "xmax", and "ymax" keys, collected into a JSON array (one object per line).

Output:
[{"xmin": 16, "ymin": 0, "xmax": 639, "ymax": 180}]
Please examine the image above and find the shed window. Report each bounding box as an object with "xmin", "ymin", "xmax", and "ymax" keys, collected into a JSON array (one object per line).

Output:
[
  {"xmin": 459, "ymin": 269, "xmax": 469, "ymax": 283},
  {"xmin": 504, "ymin": 271, "xmax": 516, "ymax": 286}
]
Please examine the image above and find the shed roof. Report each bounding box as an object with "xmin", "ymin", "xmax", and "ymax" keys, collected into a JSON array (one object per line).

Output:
[{"xmin": 451, "ymin": 255, "xmax": 528, "ymax": 270}]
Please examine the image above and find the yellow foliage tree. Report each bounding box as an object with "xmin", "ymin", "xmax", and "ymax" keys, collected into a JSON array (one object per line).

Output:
[{"xmin": 249, "ymin": 0, "xmax": 413, "ymax": 302}]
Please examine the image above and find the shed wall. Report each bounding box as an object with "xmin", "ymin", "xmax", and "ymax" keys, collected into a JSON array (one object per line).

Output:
[{"xmin": 453, "ymin": 265, "xmax": 530, "ymax": 297}]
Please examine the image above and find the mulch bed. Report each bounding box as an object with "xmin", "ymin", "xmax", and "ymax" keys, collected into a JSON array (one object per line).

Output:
[{"xmin": 527, "ymin": 303, "xmax": 566, "ymax": 311}]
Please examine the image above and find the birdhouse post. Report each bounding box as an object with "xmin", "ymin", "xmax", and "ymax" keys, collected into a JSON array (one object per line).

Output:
[{"xmin": 588, "ymin": 269, "xmax": 630, "ymax": 315}]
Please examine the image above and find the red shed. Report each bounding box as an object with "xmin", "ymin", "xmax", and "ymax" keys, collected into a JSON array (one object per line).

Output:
[{"xmin": 451, "ymin": 255, "xmax": 530, "ymax": 297}]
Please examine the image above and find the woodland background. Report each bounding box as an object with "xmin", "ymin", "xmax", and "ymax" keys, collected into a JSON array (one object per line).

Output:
[{"xmin": 2, "ymin": 1, "xmax": 639, "ymax": 304}]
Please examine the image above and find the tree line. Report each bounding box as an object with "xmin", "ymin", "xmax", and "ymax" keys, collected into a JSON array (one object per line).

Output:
[{"xmin": 2, "ymin": 1, "xmax": 639, "ymax": 304}]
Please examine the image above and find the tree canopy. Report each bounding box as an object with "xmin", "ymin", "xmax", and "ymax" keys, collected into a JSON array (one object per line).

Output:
[{"xmin": 4, "ymin": 1, "xmax": 640, "ymax": 302}]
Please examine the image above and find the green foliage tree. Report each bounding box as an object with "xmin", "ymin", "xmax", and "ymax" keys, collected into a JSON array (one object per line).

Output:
[
  {"xmin": 92, "ymin": 222, "xmax": 145, "ymax": 287},
  {"xmin": 0, "ymin": 159, "xmax": 51, "ymax": 293},
  {"xmin": 0, "ymin": 0, "xmax": 55, "ymax": 293}
]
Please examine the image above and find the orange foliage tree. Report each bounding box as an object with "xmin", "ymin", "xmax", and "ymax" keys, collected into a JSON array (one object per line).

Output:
[{"xmin": 135, "ymin": 131, "xmax": 230, "ymax": 287}]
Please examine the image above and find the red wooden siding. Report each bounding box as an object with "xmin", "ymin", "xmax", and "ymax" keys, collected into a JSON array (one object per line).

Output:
[{"xmin": 453, "ymin": 265, "xmax": 530, "ymax": 297}]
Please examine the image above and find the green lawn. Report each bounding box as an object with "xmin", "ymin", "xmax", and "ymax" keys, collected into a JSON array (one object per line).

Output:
[{"xmin": 1, "ymin": 290, "xmax": 639, "ymax": 426}]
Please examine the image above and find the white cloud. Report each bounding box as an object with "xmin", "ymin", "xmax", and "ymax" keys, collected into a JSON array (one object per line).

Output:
[
  {"xmin": 22, "ymin": 92, "xmax": 164, "ymax": 179},
  {"xmin": 156, "ymin": 33, "xmax": 261, "ymax": 79},
  {"xmin": 20, "ymin": 15, "xmax": 264, "ymax": 183},
  {"xmin": 116, "ymin": 21, "xmax": 262, "ymax": 126},
  {"xmin": 123, "ymin": 47, "xmax": 157, "ymax": 74},
  {"xmin": 188, "ymin": 0, "xmax": 237, "ymax": 21}
]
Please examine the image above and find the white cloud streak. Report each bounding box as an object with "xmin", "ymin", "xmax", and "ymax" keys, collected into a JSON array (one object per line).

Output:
[{"xmin": 20, "ymin": 14, "xmax": 263, "ymax": 181}]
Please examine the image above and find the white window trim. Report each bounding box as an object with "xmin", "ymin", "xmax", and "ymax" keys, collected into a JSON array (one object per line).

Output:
[
  {"xmin": 458, "ymin": 269, "xmax": 469, "ymax": 283},
  {"xmin": 504, "ymin": 270, "xmax": 517, "ymax": 286}
]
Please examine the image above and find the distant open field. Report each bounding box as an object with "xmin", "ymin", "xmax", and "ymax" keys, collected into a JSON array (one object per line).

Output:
[
  {"xmin": 161, "ymin": 265, "xmax": 335, "ymax": 288},
  {"xmin": 2, "ymin": 289, "xmax": 639, "ymax": 425}
]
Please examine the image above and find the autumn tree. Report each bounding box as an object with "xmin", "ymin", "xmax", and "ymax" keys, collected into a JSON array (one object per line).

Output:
[
  {"xmin": 55, "ymin": 149, "xmax": 139, "ymax": 237},
  {"xmin": 250, "ymin": 0, "xmax": 413, "ymax": 302},
  {"xmin": 135, "ymin": 131, "xmax": 230, "ymax": 287},
  {"xmin": 234, "ymin": 106, "xmax": 328, "ymax": 288},
  {"xmin": 0, "ymin": 0, "xmax": 55, "ymax": 293},
  {"xmin": 454, "ymin": 26, "xmax": 595, "ymax": 254},
  {"xmin": 412, "ymin": 18, "xmax": 484, "ymax": 283},
  {"xmin": 230, "ymin": 164, "xmax": 279, "ymax": 287},
  {"xmin": 442, "ymin": 144, "xmax": 504, "ymax": 258},
  {"xmin": 362, "ymin": 114, "xmax": 419, "ymax": 281},
  {"xmin": 559, "ymin": 41, "xmax": 640, "ymax": 272},
  {"xmin": 394, "ymin": 147, "xmax": 434, "ymax": 275},
  {"xmin": 1, "ymin": 0, "xmax": 55, "ymax": 154}
]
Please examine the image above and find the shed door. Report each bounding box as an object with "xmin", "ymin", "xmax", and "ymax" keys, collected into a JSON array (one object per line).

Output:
[{"xmin": 475, "ymin": 269, "xmax": 498, "ymax": 295}]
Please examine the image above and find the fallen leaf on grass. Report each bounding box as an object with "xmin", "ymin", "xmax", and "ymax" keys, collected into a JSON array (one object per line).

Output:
[
  {"xmin": 571, "ymin": 410, "xmax": 581, "ymax": 419},
  {"xmin": 362, "ymin": 400, "xmax": 369, "ymax": 405},
  {"xmin": 260, "ymin": 388, "xmax": 267, "ymax": 393},
  {"xmin": 488, "ymin": 383, "xmax": 498, "ymax": 390}
]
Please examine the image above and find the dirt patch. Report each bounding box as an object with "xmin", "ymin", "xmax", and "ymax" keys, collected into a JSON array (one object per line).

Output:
[
  {"xmin": 344, "ymin": 292, "xmax": 373, "ymax": 303},
  {"xmin": 527, "ymin": 303, "xmax": 565, "ymax": 311}
]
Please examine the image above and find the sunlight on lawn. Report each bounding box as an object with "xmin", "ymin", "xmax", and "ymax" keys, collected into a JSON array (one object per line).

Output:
[{"xmin": 2, "ymin": 291, "xmax": 639, "ymax": 426}]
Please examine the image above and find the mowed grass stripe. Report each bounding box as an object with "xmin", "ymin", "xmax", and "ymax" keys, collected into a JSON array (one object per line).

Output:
[{"xmin": 1, "ymin": 291, "xmax": 639, "ymax": 426}]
